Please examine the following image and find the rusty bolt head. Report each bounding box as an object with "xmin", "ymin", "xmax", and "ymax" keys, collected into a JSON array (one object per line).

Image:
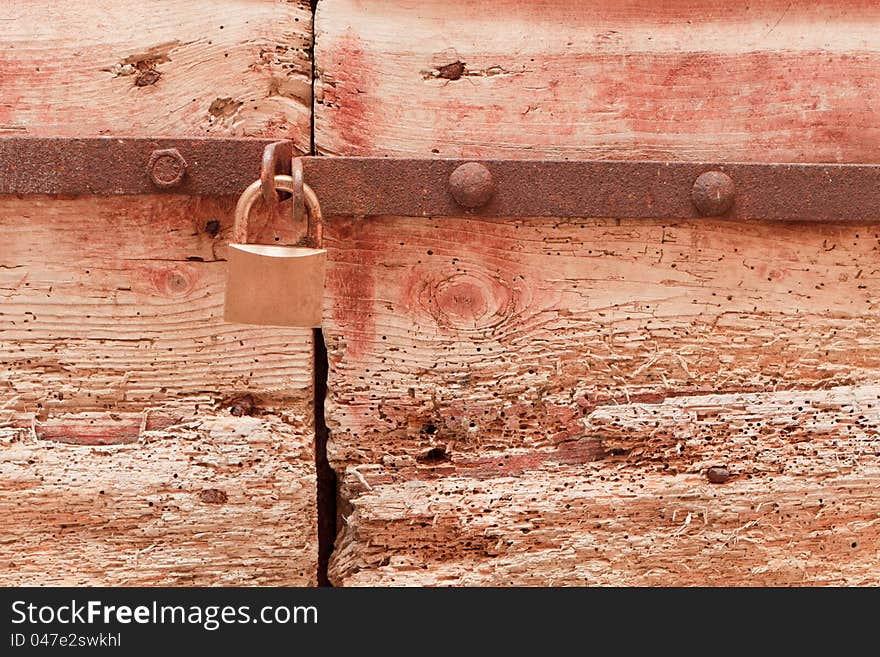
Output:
[
  {"xmin": 692, "ymin": 170, "xmax": 735, "ymax": 216},
  {"xmin": 706, "ymin": 466, "xmax": 731, "ymax": 484},
  {"xmin": 148, "ymin": 148, "xmax": 187, "ymax": 188},
  {"xmin": 449, "ymin": 162, "xmax": 495, "ymax": 209}
]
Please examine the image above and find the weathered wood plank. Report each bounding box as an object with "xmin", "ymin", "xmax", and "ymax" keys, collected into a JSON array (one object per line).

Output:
[
  {"xmin": 0, "ymin": 196, "xmax": 316, "ymax": 584},
  {"xmin": 323, "ymin": 215, "xmax": 880, "ymax": 469},
  {"xmin": 316, "ymin": 0, "xmax": 880, "ymax": 585},
  {"xmin": 0, "ymin": 0, "xmax": 311, "ymax": 144},
  {"xmin": 315, "ymin": 0, "xmax": 880, "ymax": 161},
  {"xmin": 1, "ymin": 414, "xmax": 315, "ymax": 586},
  {"xmin": 0, "ymin": 196, "xmax": 309, "ymax": 421},
  {"xmin": 322, "ymin": 217, "xmax": 880, "ymax": 586},
  {"xmin": 332, "ymin": 385, "xmax": 880, "ymax": 585}
]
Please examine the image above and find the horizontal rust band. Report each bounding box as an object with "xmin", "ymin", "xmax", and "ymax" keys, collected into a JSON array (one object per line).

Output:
[
  {"xmin": 0, "ymin": 137, "xmax": 283, "ymax": 196},
  {"xmin": 303, "ymin": 158, "xmax": 880, "ymax": 222},
  {"xmin": 2, "ymin": 137, "xmax": 879, "ymax": 221}
]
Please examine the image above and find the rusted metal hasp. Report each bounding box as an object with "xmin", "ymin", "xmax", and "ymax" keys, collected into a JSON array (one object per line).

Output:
[
  {"xmin": 2, "ymin": 137, "xmax": 880, "ymax": 222},
  {"xmin": 0, "ymin": 137, "xmax": 282, "ymax": 196}
]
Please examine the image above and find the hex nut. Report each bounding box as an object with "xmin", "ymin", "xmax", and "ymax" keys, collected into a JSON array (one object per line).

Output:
[{"xmin": 148, "ymin": 148, "xmax": 188, "ymax": 188}]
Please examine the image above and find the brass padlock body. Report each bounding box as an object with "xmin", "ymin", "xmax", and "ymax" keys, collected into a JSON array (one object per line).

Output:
[{"xmin": 224, "ymin": 175, "xmax": 326, "ymax": 327}]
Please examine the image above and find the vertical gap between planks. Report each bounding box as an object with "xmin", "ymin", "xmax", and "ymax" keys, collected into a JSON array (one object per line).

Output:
[
  {"xmin": 313, "ymin": 328, "xmax": 335, "ymax": 586},
  {"xmin": 309, "ymin": 0, "xmax": 337, "ymax": 587}
]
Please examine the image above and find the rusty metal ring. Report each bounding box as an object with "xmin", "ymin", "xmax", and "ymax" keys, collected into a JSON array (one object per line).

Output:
[
  {"xmin": 232, "ymin": 175, "xmax": 322, "ymax": 247},
  {"xmin": 292, "ymin": 157, "xmax": 305, "ymax": 227},
  {"xmin": 260, "ymin": 141, "xmax": 293, "ymax": 205}
]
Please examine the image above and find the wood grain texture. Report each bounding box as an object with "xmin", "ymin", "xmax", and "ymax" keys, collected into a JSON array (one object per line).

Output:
[
  {"xmin": 316, "ymin": 1, "xmax": 880, "ymax": 585},
  {"xmin": 324, "ymin": 217, "xmax": 880, "ymax": 586},
  {"xmin": 0, "ymin": 196, "xmax": 316, "ymax": 584},
  {"xmin": 1, "ymin": 414, "xmax": 315, "ymax": 586},
  {"xmin": 0, "ymin": 0, "xmax": 311, "ymax": 145},
  {"xmin": 315, "ymin": 0, "xmax": 880, "ymax": 161},
  {"xmin": 332, "ymin": 389, "xmax": 880, "ymax": 586},
  {"xmin": 324, "ymin": 215, "xmax": 880, "ymax": 468},
  {"xmin": 0, "ymin": 196, "xmax": 309, "ymax": 421}
]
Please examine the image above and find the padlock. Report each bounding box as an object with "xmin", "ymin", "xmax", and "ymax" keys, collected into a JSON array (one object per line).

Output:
[{"xmin": 224, "ymin": 174, "xmax": 326, "ymax": 327}]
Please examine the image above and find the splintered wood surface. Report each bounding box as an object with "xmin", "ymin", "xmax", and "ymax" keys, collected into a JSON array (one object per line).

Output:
[
  {"xmin": 316, "ymin": 0, "xmax": 880, "ymax": 585},
  {"xmin": 0, "ymin": 0, "xmax": 312, "ymax": 144},
  {"xmin": 0, "ymin": 196, "xmax": 316, "ymax": 585},
  {"xmin": 2, "ymin": 415, "xmax": 315, "ymax": 586}
]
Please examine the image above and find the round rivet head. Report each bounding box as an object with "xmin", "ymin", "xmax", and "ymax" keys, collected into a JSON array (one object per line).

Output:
[
  {"xmin": 706, "ymin": 466, "xmax": 731, "ymax": 484},
  {"xmin": 148, "ymin": 148, "xmax": 187, "ymax": 188},
  {"xmin": 692, "ymin": 170, "xmax": 735, "ymax": 216},
  {"xmin": 449, "ymin": 162, "xmax": 495, "ymax": 209}
]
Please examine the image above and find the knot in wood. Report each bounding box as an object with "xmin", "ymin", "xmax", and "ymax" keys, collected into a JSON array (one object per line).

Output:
[
  {"xmin": 419, "ymin": 271, "xmax": 516, "ymax": 332},
  {"xmin": 151, "ymin": 265, "xmax": 197, "ymax": 297}
]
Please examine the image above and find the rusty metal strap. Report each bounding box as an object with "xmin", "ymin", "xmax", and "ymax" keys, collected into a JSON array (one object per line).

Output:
[
  {"xmin": 0, "ymin": 137, "xmax": 278, "ymax": 197},
  {"xmin": 304, "ymin": 158, "xmax": 880, "ymax": 222},
  {"xmin": 2, "ymin": 137, "xmax": 880, "ymax": 222}
]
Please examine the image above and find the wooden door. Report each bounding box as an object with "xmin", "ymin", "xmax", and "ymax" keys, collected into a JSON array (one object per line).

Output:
[
  {"xmin": 315, "ymin": 0, "xmax": 880, "ymax": 585},
  {"xmin": 3, "ymin": 0, "xmax": 879, "ymax": 587},
  {"xmin": 0, "ymin": 1, "xmax": 317, "ymax": 586}
]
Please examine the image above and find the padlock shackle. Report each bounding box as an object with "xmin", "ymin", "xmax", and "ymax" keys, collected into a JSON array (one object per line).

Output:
[{"xmin": 232, "ymin": 175, "xmax": 323, "ymax": 248}]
